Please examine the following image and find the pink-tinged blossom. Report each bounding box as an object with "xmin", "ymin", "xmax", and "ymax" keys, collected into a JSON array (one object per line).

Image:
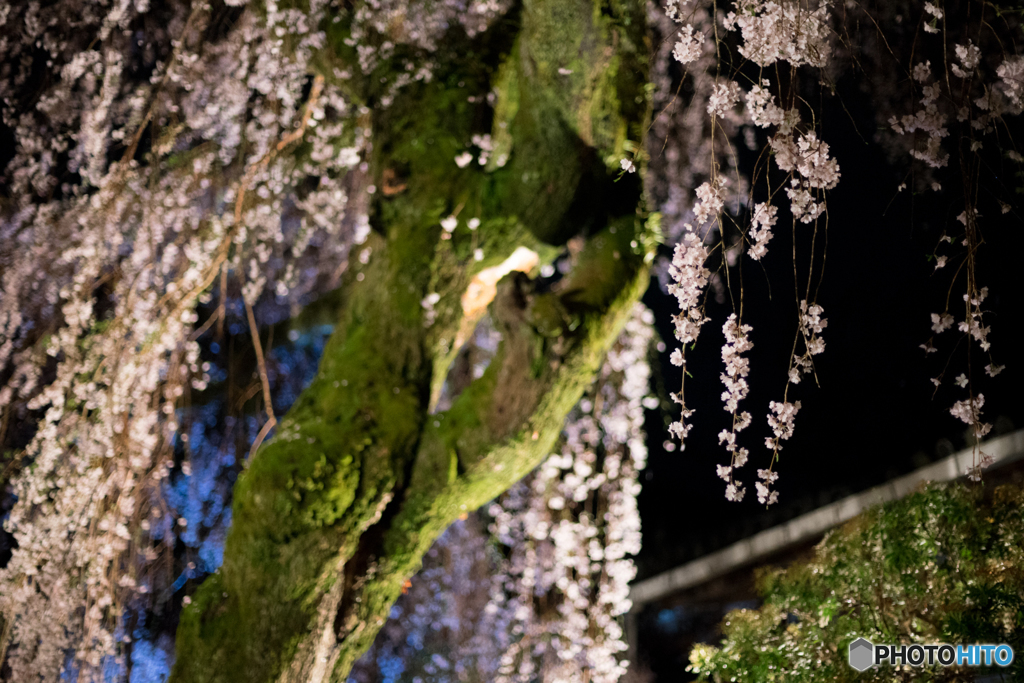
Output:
[
  {"xmin": 953, "ymin": 41, "xmax": 981, "ymax": 78},
  {"xmin": 913, "ymin": 61, "xmax": 932, "ymax": 83},
  {"xmin": 998, "ymin": 56, "xmax": 1024, "ymax": 112},
  {"xmin": 931, "ymin": 312, "xmax": 955, "ymax": 333},
  {"xmin": 786, "ymin": 183, "xmax": 825, "ymax": 224},
  {"xmin": 894, "ymin": 81, "xmax": 950, "ymax": 168},
  {"xmin": 755, "ymin": 468, "xmax": 780, "ymax": 505},
  {"xmin": 799, "ymin": 301, "xmax": 827, "ymax": 344},
  {"xmin": 795, "ymin": 132, "xmax": 841, "ymax": 189},
  {"xmin": 422, "ymin": 292, "xmax": 441, "ymax": 327},
  {"xmin": 967, "ymin": 453, "xmax": 995, "ymax": 482},
  {"xmin": 471, "ymin": 133, "xmax": 494, "ymax": 165},
  {"xmin": 720, "ymin": 314, "xmax": 753, "ymax": 413},
  {"xmin": 707, "ymin": 81, "xmax": 743, "ymax": 117},
  {"xmin": 789, "ymin": 300, "xmax": 827, "ymax": 384},
  {"xmin": 668, "ymin": 417, "xmax": 693, "ymax": 442},
  {"xmin": 717, "ymin": 314, "xmax": 755, "ymax": 502},
  {"xmin": 724, "ymin": 0, "xmax": 833, "ymax": 69},
  {"xmin": 766, "ymin": 400, "xmax": 802, "ymax": 452},
  {"xmin": 771, "ymin": 127, "xmax": 841, "ymax": 210},
  {"xmin": 923, "ymin": 2, "xmax": 941, "ymax": 32},
  {"xmin": 666, "ymin": 228, "xmax": 711, "ymax": 450},
  {"xmin": 667, "ymin": 231, "xmax": 711, "ymax": 343},
  {"xmin": 771, "ymin": 134, "xmax": 800, "ymax": 172},
  {"xmin": 747, "ymin": 202, "xmax": 777, "ymax": 260},
  {"xmin": 959, "ymin": 287, "xmax": 992, "ymax": 351},
  {"xmin": 950, "ymin": 393, "xmax": 993, "ymax": 441},
  {"xmin": 746, "ymin": 81, "xmax": 785, "ymax": 128},
  {"xmin": 672, "ymin": 24, "xmax": 705, "ymax": 65},
  {"xmin": 693, "ymin": 179, "xmax": 725, "ymax": 225},
  {"xmin": 725, "ymin": 483, "xmax": 746, "ymax": 502},
  {"xmin": 755, "ymin": 482, "xmax": 779, "ymax": 506}
]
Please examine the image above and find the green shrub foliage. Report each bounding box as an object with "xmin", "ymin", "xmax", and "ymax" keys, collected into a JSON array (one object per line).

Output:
[{"xmin": 689, "ymin": 481, "xmax": 1024, "ymax": 682}]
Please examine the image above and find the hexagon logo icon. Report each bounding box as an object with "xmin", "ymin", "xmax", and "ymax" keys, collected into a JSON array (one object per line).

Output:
[{"xmin": 848, "ymin": 637, "xmax": 874, "ymax": 671}]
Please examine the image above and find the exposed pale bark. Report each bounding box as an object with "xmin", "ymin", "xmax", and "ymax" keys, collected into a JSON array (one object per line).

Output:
[{"xmin": 170, "ymin": 0, "xmax": 652, "ymax": 680}]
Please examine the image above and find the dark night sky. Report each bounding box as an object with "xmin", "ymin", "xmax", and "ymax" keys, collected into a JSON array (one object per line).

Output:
[{"xmin": 635, "ymin": 70, "xmax": 1024, "ymax": 581}]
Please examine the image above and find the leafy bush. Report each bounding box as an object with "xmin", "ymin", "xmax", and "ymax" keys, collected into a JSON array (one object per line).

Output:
[{"xmin": 689, "ymin": 481, "xmax": 1024, "ymax": 682}]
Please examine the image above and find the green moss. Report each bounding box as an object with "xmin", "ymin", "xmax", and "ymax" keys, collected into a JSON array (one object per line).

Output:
[
  {"xmin": 171, "ymin": 229, "xmax": 435, "ymax": 682},
  {"xmin": 317, "ymin": 218, "xmax": 652, "ymax": 679}
]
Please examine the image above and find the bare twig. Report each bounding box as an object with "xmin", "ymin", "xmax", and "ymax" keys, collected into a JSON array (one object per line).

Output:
[{"xmin": 244, "ymin": 299, "xmax": 276, "ymax": 465}]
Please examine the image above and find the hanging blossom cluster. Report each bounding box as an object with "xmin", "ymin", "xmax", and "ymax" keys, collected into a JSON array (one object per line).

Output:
[
  {"xmin": 672, "ymin": 23, "xmax": 705, "ymax": 65},
  {"xmin": 348, "ymin": 304, "xmax": 655, "ymax": 683},
  {"xmin": 889, "ymin": 67, "xmax": 949, "ymax": 169},
  {"xmin": 724, "ymin": 0, "xmax": 832, "ymax": 69},
  {"xmin": 716, "ymin": 315, "xmax": 753, "ymax": 502},
  {"xmin": 881, "ymin": 6, "xmax": 1023, "ymax": 478},
  {"xmin": 790, "ymin": 300, "xmax": 827, "ymax": 384},
  {"xmin": 746, "ymin": 75, "xmax": 841, "ymax": 225},
  {"xmin": 707, "ymin": 81, "xmax": 743, "ymax": 119},
  {"xmin": 650, "ymin": 0, "xmax": 748, "ymax": 251},
  {"xmin": 666, "ymin": 233, "xmax": 710, "ymax": 444},
  {"xmin": 958, "ymin": 286, "xmax": 992, "ymax": 354},
  {"xmin": 930, "ymin": 281, "xmax": 997, "ymax": 464},
  {"xmin": 484, "ymin": 305, "xmax": 652, "ymax": 683},
  {"xmin": 723, "ymin": 0, "xmax": 840, "ymax": 236},
  {"xmin": 662, "ymin": 0, "xmax": 839, "ymax": 504},
  {"xmin": 774, "ymin": 131, "xmax": 840, "ymax": 223},
  {"xmin": 746, "ymin": 201, "xmax": 778, "ymax": 261},
  {"xmin": 885, "ymin": 19, "xmax": 1024, "ymax": 178}
]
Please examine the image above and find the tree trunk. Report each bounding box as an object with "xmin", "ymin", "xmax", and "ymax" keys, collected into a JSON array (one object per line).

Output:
[{"xmin": 170, "ymin": 0, "xmax": 651, "ymax": 680}]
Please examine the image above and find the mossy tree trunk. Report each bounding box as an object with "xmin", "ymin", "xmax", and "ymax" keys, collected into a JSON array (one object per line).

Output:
[{"xmin": 170, "ymin": 0, "xmax": 651, "ymax": 680}]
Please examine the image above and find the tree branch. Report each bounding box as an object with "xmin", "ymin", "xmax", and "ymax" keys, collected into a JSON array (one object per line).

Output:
[{"xmin": 171, "ymin": 0, "xmax": 650, "ymax": 679}]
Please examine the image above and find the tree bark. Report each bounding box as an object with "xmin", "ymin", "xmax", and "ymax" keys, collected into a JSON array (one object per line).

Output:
[{"xmin": 170, "ymin": 0, "xmax": 651, "ymax": 680}]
